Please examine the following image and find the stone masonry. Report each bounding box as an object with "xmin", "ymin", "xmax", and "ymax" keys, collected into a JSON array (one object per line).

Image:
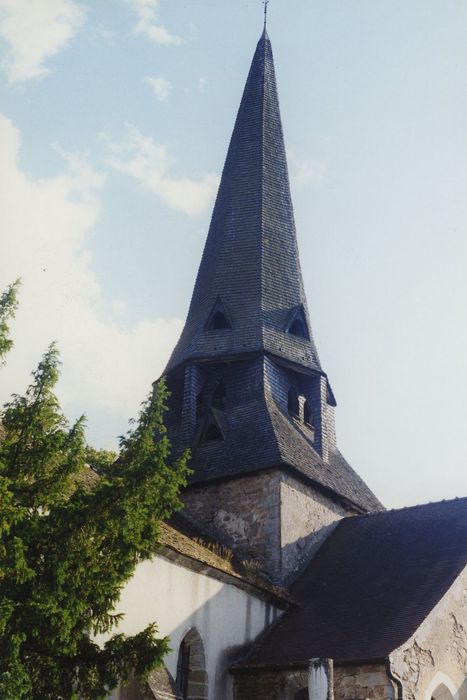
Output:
[
  {"xmin": 333, "ymin": 663, "xmax": 394, "ymax": 700},
  {"xmin": 182, "ymin": 469, "xmax": 353, "ymax": 583},
  {"xmin": 233, "ymin": 669, "xmax": 309, "ymax": 700},
  {"xmin": 390, "ymin": 565, "xmax": 467, "ymax": 700},
  {"xmin": 233, "ymin": 663, "xmax": 394, "ymax": 700}
]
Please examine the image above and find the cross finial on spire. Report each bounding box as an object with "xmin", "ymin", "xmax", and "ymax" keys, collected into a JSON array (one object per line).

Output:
[{"xmin": 263, "ymin": 0, "xmax": 269, "ymax": 29}]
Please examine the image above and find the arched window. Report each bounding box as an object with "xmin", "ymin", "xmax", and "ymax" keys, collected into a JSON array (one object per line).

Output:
[
  {"xmin": 175, "ymin": 629, "xmax": 208, "ymax": 700},
  {"xmin": 211, "ymin": 311, "xmax": 231, "ymax": 330},
  {"xmin": 303, "ymin": 400, "xmax": 314, "ymax": 428},
  {"xmin": 175, "ymin": 638, "xmax": 190, "ymax": 698},
  {"xmin": 288, "ymin": 318, "xmax": 307, "ymax": 339},
  {"xmin": 431, "ymin": 684, "xmax": 456, "ymax": 700},
  {"xmin": 212, "ymin": 380, "xmax": 226, "ymax": 408},
  {"xmin": 288, "ymin": 387, "xmax": 299, "ymax": 418}
]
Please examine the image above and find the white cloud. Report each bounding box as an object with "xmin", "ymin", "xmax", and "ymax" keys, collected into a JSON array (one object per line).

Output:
[
  {"xmin": 0, "ymin": 0, "xmax": 84, "ymax": 83},
  {"xmin": 287, "ymin": 148, "xmax": 326, "ymax": 186},
  {"xmin": 126, "ymin": 0, "xmax": 181, "ymax": 46},
  {"xmin": 144, "ymin": 75, "xmax": 172, "ymax": 102},
  {"xmin": 0, "ymin": 114, "xmax": 183, "ymax": 447},
  {"xmin": 198, "ymin": 77, "xmax": 207, "ymax": 93},
  {"xmin": 89, "ymin": 26, "xmax": 115, "ymax": 46},
  {"xmin": 107, "ymin": 125, "xmax": 219, "ymax": 217}
]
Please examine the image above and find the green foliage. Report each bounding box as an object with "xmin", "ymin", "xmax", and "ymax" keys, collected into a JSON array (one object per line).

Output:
[
  {"xmin": 0, "ymin": 279, "xmax": 20, "ymax": 366},
  {"xmin": 84, "ymin": 447, "xmax": 117, "ymax": 475},
  {"xmin": 0, "ymin": 294, "xmax": 191, "ymax": 698}
]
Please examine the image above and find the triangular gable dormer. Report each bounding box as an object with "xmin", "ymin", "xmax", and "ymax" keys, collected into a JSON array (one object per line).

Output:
[
  {"xmin": 198, "ymin": 408, "xmax": 225, "ymax": 445},
  {"xmin": 204, "ymin": 298, "xmax": 233, "ymax": 331},
  {"xmin": 285, "ymin": 305, "xmax": 310, "ymax": 340}
]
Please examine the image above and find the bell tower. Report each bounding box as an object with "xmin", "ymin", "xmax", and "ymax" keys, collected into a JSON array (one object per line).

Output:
[{"xmin": 161, "ymin": 29, "xmax": 382, "ymax": 583}]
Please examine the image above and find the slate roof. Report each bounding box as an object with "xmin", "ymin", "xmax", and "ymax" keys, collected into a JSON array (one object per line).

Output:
[
  {"xmin": 235, "ymin": 497, "xmax": 467, "ymax": 668},
  {"xmin": 162, "ymin": 31, "xmax": 382, "ymax": 514},
  {"xmin": 267, "ymin": 401, "xmax": 383, "ymax": 511},
  {"xmin": 185, "ymin": 360, "xmax": 382, "ymax": 513},
  {"xmin": 166, "ymin": 30, "xmax": 321, "ymax": 373}
]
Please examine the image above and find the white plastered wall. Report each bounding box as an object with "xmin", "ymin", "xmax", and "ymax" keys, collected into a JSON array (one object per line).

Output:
[{"xmin": 99, "ymin": 553, "xmax": 281, "ymax": 700}]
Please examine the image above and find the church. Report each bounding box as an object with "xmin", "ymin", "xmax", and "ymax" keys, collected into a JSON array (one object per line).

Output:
[{"xmin": 107, "ymin": 25, "xmax": 467, "ymax": 700}]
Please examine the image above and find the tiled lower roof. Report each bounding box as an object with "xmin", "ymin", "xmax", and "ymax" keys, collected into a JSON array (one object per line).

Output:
[
  {"xmin": 235, "ymin": 497, "xmax": 467, "ymax": 668},
  {"xmin": 161, "ymin": 515, "xmax": 290, "ymax": 606}
]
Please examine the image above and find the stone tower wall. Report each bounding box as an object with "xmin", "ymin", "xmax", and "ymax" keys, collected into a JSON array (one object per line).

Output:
[
  {"xmin": 280, "ymin": 472, "xmax": 349, "ymax": 582},
  {"xmin": 182, "ymin": 471, "xmax": 283, "ymax": 577},
  {"xmin": 182, "ymin": 469, "xmax": 352, "ymax": 583}
]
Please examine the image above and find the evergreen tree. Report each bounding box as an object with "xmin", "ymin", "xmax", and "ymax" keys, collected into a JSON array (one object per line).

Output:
[
  {"xmin": 0, "ymin": 279, "xmax": 20, "ymax": 365},
  {"xmin": 0, "ymin": 286, "xmax": 190, "ymax": 699}
]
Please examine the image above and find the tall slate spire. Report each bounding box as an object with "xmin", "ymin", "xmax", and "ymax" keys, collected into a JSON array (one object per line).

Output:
[
  {"xmin": 162, "ymin": 30, "xmax": 382, "ymax": 519},
  {"xmin": 166, "ymin": 30, "xmax": 320, "ymax": 373}
]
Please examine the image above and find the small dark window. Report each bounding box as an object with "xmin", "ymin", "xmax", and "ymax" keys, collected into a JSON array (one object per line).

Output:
[
  {"xmin": 288, "ymin": 318, "xmax": 307, "ymax": 339},
  {"xmin": 288, "ymin": 387, "xmax": 299, "ymax": 418},
  {"xmin": 213, "ymin": 381, "xmax": 226, "ymax": 408},
  {"xmin": 211, "ymin": 312, "xmax": 231, "ymax": 330},
  {"xmin": 196, "ymin": 391, "xmax": 204, "ymax": 417},
  {"xmin": 304, "ymin": 400, "xmax": 314, "ymax": 428},
  {"xmin": 204, "ymin": 424, "xmax": 222, "ymax": 442},
  {"xmin": 175, "ymin": 638, "xmax": 190, "ymax": 698}
]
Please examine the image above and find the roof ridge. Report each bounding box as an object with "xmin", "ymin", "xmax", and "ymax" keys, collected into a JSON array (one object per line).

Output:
[
  {"xmin": 354, "ymin": 494, "xmax": 467, "ymax": 520},
  {"xmin": 259, "ymin": 29, "xmax": 266, "ymax": 350},
  {"xmin": 261, "ymin": 364, "xmax": 284, "ymax": 468}
]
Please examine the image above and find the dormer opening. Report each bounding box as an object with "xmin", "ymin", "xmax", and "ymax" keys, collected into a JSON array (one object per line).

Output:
[
  {"xmin": 287, "ymin": 387, "xmax": 299, "ymax": 418},
  {"xmin": 199, "ymin": 407, "xmax": 224, "ymax": 445},
  {"xmin": 286, "ymin": 306, "xmax": 310, "ymax": 340},
  {"xmin": 205, "ymin": 298, "xmax": 233, "ymax": 332},
  {"xmin": 213, "ymin": 381, "xmax": 226, "ymax": 408},
  {"xmin": 196, "ymin": 391, "xmax": 204, "ymax": 416},
  {"xmin": 211, "ymin": 312, "xmax": 231, "ymax": 330},
  {"xmin": 203, "ymin": 423, "xmax": 223, "ymax": 443},
  {"xmin": 289, "ymin": 318, "xmax": 307, "ymax": 339},
  {"xmin": 303, "ymin": 400, "xmax": 314, "ymax": 428}
]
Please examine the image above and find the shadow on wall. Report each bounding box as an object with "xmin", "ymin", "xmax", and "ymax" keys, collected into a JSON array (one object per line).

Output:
[
  {"xmin": 214, "ymin": 643, "xmax": 259, "ymax": 699},
  {"xmin": 455, "ymin": 677, "xmax": 467, "ymax": 700},
  {"xmin": 281, "ymin": 519, "xmax": 341, "ymax": 586},
  {"xmin": 116, "ymin": 579, "xmax": 278, "ymax": 700}
]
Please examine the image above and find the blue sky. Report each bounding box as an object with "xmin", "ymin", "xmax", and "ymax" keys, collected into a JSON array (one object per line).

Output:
[{"xmin": 1, "ymin": 0, "xmax": 467, "ymax": 508}]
